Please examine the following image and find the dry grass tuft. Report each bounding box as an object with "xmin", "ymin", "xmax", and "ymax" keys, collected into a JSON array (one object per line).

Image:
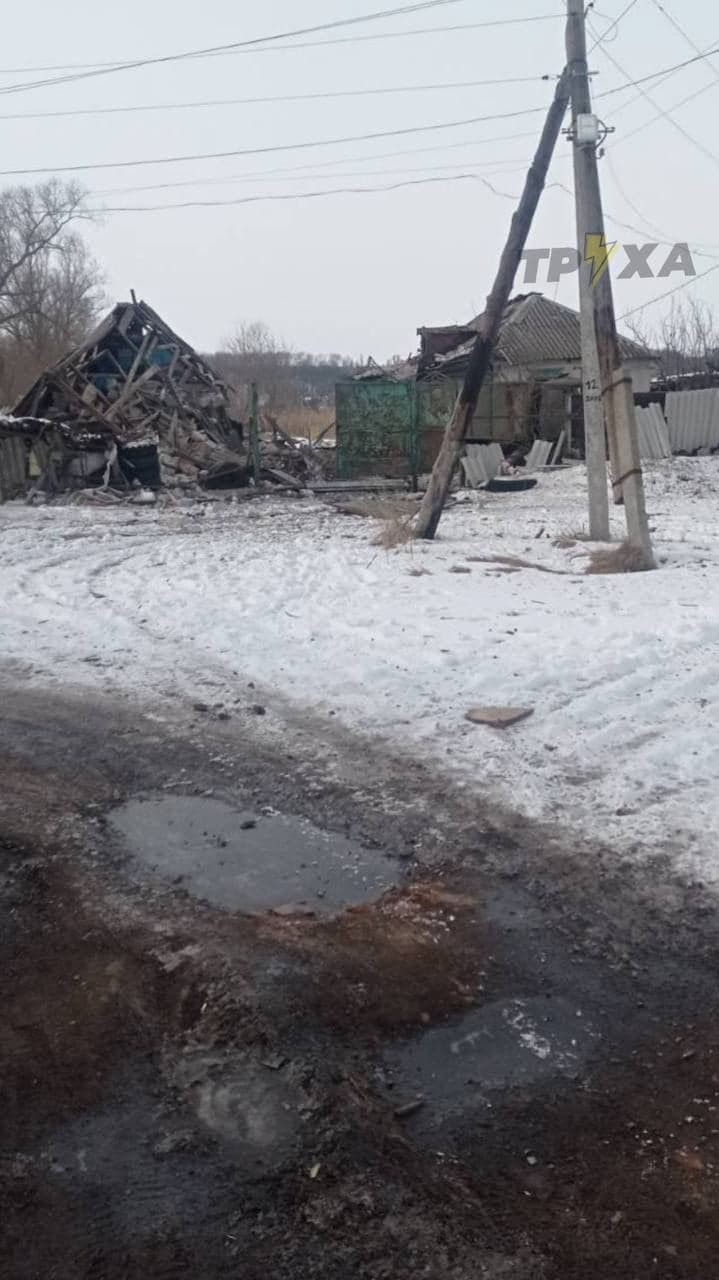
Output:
[
  {"xmin": 465, "ymin": 553, "xmax": 570, "ymax": 576},
  {"xmin": 372, "ymin": 515, "xmax": 416, "ymax": 549},
  {"xmin": 585, "ymin": 540, "xmax": 652, "ymax": 575},
  {"xmin": 553, "ymin": 526, "xmax": 592, "ymax": 548},
  {"xmin": 332, "ymin": 494, "xmax": 418, "ymax": 550},
  {"xmin": 407, "ymin": 566, "xmax": 431, "ymax": 577},
  {"xmin": 334, "ymin": 496, "xmax": 414, "ymax": 520},
  {"xmin": 276, "ymin": 404, "xmax": 335, "ymax": 443}
]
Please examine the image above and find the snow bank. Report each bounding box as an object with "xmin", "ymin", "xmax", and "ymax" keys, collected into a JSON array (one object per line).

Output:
[{"xmin": 2, "ymin": 460, "xmax": 718, "ymax": 878}]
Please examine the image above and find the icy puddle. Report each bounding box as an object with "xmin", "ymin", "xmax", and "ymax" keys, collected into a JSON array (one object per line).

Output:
[
  {"xmin": 385, "ymin": 997, "xmax": 599, "ymax": 1132},
  {"xmin": 110, "ymin": 795, "xmax": 397, "ymax": 913}
]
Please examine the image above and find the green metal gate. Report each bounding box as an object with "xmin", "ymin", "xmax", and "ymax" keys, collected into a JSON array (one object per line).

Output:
[
  {"xmin": 335, "ymin": 380, "xmax": 419, "ymax": 481},
  {"xmin": 335, "ymin": 378, "xmax": 461, "ymax": 480}
]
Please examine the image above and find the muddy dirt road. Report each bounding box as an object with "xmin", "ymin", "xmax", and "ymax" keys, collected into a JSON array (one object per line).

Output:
[{"xmin": 2, "ymin": 678, "xmax": 719, "ymax": 1279}]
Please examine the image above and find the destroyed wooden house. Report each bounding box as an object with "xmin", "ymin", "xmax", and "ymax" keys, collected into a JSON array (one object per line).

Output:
[
  {"xmin": 0, "ymin": 414, "xmax": 110, "ymax": 501},
  {"xmin": 2, "ymin": 299, "xmax": 250, "ymax": 500}
]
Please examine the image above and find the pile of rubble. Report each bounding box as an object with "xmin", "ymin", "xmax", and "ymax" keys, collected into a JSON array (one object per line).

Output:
[
  {"xmin": 7, "ymin": 298, "xmax": 246, "ymax": 497},
  {"xmin": 259, "ymin": 413, "xmax": 329, "ymax": 489},
  {"xmin": 1, "ymin": 297, "xmax": 332, "ymax": 502}
]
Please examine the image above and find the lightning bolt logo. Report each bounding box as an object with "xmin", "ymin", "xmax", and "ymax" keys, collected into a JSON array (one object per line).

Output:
[{"xmin": 584, "ymin": 233, "xmax": 619, "ymax": 286}]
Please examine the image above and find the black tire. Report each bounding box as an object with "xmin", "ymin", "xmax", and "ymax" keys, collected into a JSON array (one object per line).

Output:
[{"xmin": 486, "ymin": 476, "xmax": 538, "ymax": 494}]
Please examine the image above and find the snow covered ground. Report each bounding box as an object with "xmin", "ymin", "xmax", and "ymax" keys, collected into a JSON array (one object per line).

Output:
[{"xmin": 2, "ymin": 460, "xmax": 718, "ymax": 878}]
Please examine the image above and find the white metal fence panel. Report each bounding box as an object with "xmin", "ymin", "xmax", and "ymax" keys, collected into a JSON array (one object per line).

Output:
[
  {"xmin": 462, "ymin": 443, "xmax": 504, "ymax": 488},
  {"xmin": 525, "ymin": 440, "xmax": 553, "ymax": 470},
  {"xmin": 635, "ymin": 403, "xmax": 671, "ymax": 460},
  {"xmin": 665, "ymin": 388, "xmax": 719, "ymax": 452}
]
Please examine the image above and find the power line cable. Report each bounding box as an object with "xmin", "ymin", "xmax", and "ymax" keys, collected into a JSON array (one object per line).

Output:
[
  {"xmin": 95, "ymin": 171, "xmax": 519, "ymax": 213},
  {"xmin": 618, "ymin": 261, "xmax": 719, "ymax": 319},
  {"xmin": 603, "ymin": 149, "xmax": 675, "ymax": 242},
  {"xmin": 4, "ymin": 30, "xmax": 711, "ymax": 123},
  {"xmin": 0, "ymin": 14, "xmax": 562, "ymax": 78},
  {"xmin": 648, "ymin": 0, "xmax": 719, "ymax": 82},
  {"xmin": 550, "ymin": 176, "xmax": 719, "ymax": 262},
  {"xmin": 593, "ymin": 43, "xmax": 719, "ymax": 104},
  {"xmin": 588, "ymin": 0, "xmax": 640, "ymax": 52},
  {"xmin": 0, "ymin": 1, "xmax": 464, "ymax": 92},
  {"xmin": 95, "ymin": 168, "xmax": 575, "ymax": 214},
  {"xmin": 88, "ymin": 154, "xmax": 719, "ymax": 321},
  {"xmin": 601, "ymin": 202, "xmax": 719, "ymax": 260},
  {"xmin": 1, "ymin": 44, "xmax": 712, "ymax": 191},
  {"xmin": 78, "ymin": 47, "xmax": 719, "ymax": 206},
  {"xmin": 0, "ymin": 104, "xmax": 557, "ymax": 178},
  {"xmin": 589, "ymin": 23, "xmax": 719, "ymax": 171},
  {"xmin": 0, "ymin": 73, "xmax": 557, "ymax": 123},
  {"xmin": 599, "ymin": 25, "xmax": 719, "ymax": 127},
  {"xmin": 0, "ymin": 3, "xmax": 558, "ymax": 97},
  {"xmin": 6, "ymin": 43, "xmax": 718, "ymax": 182},
  {"xmin": 91, "ymin": 131, "xmax": 546, "ymax": 197},
  {"xmin": 615, "ymin": 77, "xmax": 719, "ymax": 146},
  {"xmin": 2, "ymin": 43, "xmax": 703, "ymax": 151},
  {"xmin": 93, "ymin": 157, "xmax": 532, "ymax": 199}
]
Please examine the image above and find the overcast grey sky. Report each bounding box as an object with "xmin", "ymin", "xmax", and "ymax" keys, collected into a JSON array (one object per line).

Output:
[{"xmin": 3, "ymin": 0, "xmax": 718, "ymax": 356}]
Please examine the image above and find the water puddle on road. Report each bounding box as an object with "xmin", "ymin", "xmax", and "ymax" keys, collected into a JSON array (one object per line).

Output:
[
  {"xmin": 109, "ymin": 795, "xmax": 397, "ymax": 914},
  {"xmin": 384, "ymin": 996, "xmax": 599, "ymax": 1132}
]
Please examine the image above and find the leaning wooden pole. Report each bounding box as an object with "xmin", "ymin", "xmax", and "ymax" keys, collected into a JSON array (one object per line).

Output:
[
  {"xmin": 415, "ymin": 70, "xmax": 571, "ymax": 541},
  {"xmin": 250, "ymin": 381, "xmax": 261, "ymax": 485}
]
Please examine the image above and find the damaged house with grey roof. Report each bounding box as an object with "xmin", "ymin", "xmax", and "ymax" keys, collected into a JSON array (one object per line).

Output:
[{"xmin": 335, "ymin": 292, "xmax": 657, "ymax": 481}]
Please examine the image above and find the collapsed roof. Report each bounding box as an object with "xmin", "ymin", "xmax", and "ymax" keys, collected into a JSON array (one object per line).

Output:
[
  {"xmin": 12, "ymin": 297, "xmax": 248, "ymax": 490},
  {"xmin": 417, "ymin": 292, "xmax": 654, "ymax": 377}
]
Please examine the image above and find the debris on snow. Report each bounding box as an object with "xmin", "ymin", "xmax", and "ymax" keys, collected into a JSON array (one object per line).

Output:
[
  {"xmin": 1, "ymin": 299, "xmax": 332, "ymax": 504},
  {"xmin": 8, "ymin": 299, "xmax": 248, "ymax": 499},
  {"xmin": 465, "ymin": 707, "xmax": 535, "ymax": 729}
]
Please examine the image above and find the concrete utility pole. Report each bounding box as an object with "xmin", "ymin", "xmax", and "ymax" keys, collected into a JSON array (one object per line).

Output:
[
  {"xmin": 566, "ymin": 0, "xmax": 656, "ymax": 566},
  {"xmin": 415, "ymin": 69, "xmax": 571, "ymax": 541},
  {"xmin": 566, "ymin": 8, "xmax": 610, "ymax": 540}
]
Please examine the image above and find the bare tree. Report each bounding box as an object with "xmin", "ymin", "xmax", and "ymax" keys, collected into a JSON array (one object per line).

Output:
[
  {"xmin": 227, "ymin": 320, "xmax": 278, "ymax": 359},
  {"xmin": 0, "ymin": 180, "xmax": 104, "ymax": 403},
  {"xmin": 625, "ymin": 297, "xmax": 719, "ymax": 380},
  {"xmin": 3, "ymin": 233, "xmax": 103, "ymax": 359},
  {"xmin": 214, "ymin": 321, "xmax": 292, "ymax": 411},
  {"xmin": 1, "ymin": 181, "xmax": 90, "ymax": 323}
]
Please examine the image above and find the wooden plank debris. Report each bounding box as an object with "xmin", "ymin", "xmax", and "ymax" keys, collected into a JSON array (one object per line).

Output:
[
  {"xmin": 6, "ymin": 298, "xmax": 333, "ymax": 501},
  {"xmin": 10, "ymin": 299, "xmax": 245, "ymax": 494},
  {"xmin": 465, "ymin": 706, "xmax": 535, "ymax": 728}
]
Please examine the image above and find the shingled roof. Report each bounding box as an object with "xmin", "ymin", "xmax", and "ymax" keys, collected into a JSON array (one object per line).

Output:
[
  {"xmin": 478, "ymin": 293, "xmax": 651, "ymax": 366},
  {"xmin": 418, "ymin": 292, "xmax": 653, "ymax": 374}
]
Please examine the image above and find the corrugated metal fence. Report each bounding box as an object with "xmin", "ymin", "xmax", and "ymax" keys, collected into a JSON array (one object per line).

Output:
[
  {"xmin": 0, "ymin": 437, "xmax": 29, "ymax": 499},
  {"xmin": 635, "ymin": 404, "xmax": 671, "ymax": 460},
  {"xmin": 462, "ymin": 444, "xmax": 504, "ymax": 487},
  {"xmin": 336, "ymin": 380, "xmax": 719, "ymax": 481},
  {"xmin": 665, "ymin": 388, "xmax": 719, "ymax": 453}
]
